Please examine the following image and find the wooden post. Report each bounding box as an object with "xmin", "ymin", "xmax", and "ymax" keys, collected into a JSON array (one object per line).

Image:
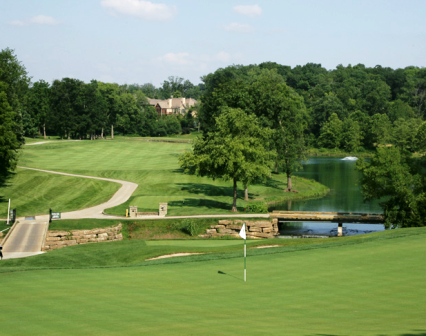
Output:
[{"xmin": 338, "ymin": 223, "xmax": 343, "ymax": 237}]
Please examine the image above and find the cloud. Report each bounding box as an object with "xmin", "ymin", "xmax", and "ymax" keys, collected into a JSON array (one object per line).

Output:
[
  {"xmin": 30, "ymin": 15, "xmax": 60, "ymax": 25},
  {"xmin": 223, "ymin": 22, "xmax": 255, "ymax": 34},
  {"xmin": 101, "ymin": 0, "xmax": 177, "ymax": 21},
  {"xmin": 158, "ymin": 52, "xmax": 192, "ymax": 65},
  {"xmin": 8, "ymin": 15, "xmax": 59, "ymax": 26},
  {"xmin": 215, "ymin": 51, "xmax": 230, "ymax": 63},
  {"xmin": 7, "ymin": 20, "xmax": 26, "ymax": 26},
  {"xmin": 233, "ymin": 5, "xmax": 262, "ymax": 18}
]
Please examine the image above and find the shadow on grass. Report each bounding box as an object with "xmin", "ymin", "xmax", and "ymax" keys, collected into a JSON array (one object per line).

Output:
[
  {"xmin": 169, "ymin": 198, "xmax": 245, "ymax": 212},
  {"xmin": 177, "ymin": 183, "xmax": 257, "ymax": 199},
  {"xmin": 264, "ymin": 176, "xmax": 286, "ymax": 190},
  {"xmin": 218, "ymin": 270, "xmax": 242, "ymax": 281},
  {"xmin": 307, "ymin": 331, "xmax": 426, "ymax": 336}
]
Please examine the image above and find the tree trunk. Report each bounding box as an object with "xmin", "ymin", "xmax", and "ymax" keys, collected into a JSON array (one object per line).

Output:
[
  {"xmin": 111, "ymin": 124, "xmax": 114, "ymax": 139},
  {"xmin": 232, "ymin": 178, "xmax": 238, "ymax": 212},
  {"xmin": 101, "ymin": 128, "xmax": 104, "ymax": 139},
  {"xmin": 244, "ymin": 186, "xmax": 249, "ymax": 201},
  {"xmin": 286, "ymin": 172, "xmax": 292, "ymax": 192},
  {"xmin": 275, "ymin": 164, "xmax": 278, "ymax": 173},
  {"xmin": 43, "ymin": 124, "xmax": 46, "ymax": 139}
]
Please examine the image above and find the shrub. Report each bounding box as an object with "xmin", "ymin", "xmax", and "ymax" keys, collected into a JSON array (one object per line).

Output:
[{"xmin": 245, "ymin": 202, "xmax": 268, "ymax": 213}]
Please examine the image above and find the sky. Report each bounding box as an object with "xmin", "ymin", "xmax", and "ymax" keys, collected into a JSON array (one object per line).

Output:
[{"xmin": 1, "ymin": 0, "xmax": 426, "ymax": 86}]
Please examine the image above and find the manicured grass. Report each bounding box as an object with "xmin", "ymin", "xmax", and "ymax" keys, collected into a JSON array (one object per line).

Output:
[
  {"xmin": 0, "ymin": 168, "xmax": 120, "ymax": 217},
  {"xmin": 0, "ymin": 228, "xmax": 425, "ymax": 335},
  {"xmin": 48, "ymin": 217, "xmax": 267, "ymax": 240},
  {"xmin": 5, "ymin": 139, "xmax": 328, "ymax": 217}
]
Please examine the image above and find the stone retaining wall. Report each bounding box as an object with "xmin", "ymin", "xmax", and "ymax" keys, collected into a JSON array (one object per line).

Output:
[
  {"xmin": 200, "ymin": 219, "xmax": 279, "ymax": 239},
  {"xmin": 43, "ymin": 224, "xmax": 123, "ymax": 251}
]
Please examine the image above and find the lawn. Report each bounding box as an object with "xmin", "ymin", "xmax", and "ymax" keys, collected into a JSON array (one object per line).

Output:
[
  {"xmin": 1, "ymin": 138, "xmax": 328, "ymax": 217},
  {"xmin": 0, "ymin": 228, "xmax": 425, "ymax": 335}
]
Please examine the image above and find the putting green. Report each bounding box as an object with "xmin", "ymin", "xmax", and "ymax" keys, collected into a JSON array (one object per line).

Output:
[
  {"xmin": 145, "ymin": 240, "xmax": 258, "ymax": 247},
  {"xmin": 0, "ymin": 230, "xmax": 425, "ymax": 335}
]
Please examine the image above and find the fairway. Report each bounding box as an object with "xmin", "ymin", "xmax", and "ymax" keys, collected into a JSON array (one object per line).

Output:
[
  {"xmin": 0, "ymin": 229, "xmax": 425, "ymax": 335},
  {"xmin": 1, "ymin": 138, "xmax": 328, "ymax": 217}
]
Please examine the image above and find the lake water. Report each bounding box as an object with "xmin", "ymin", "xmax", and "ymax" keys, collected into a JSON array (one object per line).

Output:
[{"xmin": 273, "ymin": 157, "xmax": 385, "ymax": 237}]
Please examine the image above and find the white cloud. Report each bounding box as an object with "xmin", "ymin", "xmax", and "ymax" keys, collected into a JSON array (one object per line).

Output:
[
  {"xmin": 30, "ymin": 15, "xmax": 59, "ymax": 25},
  {"xmin": 223, "ymin": 22, "xmax": 255, "ymax": 34},
  {"xmin": 233, "ymin": 5, "xmax": 262, "ymax": 18},
  {"xmin": 7, "ymin": 20, "xmax": 26, "ymax": 26},
  {"xmin": 8, "ymin": 16, "xmax": 59, "ymax": 26},
  {"xmin": 216, "ymin": 51, "xmax": 231, "ymax": 63},
  {"xmin": 101, "ymin": 0, "xmax": 177, "ymax": 21},
  {"xmin": 158, "ymin": 52, "xmax": 192, "ymax": 65}
]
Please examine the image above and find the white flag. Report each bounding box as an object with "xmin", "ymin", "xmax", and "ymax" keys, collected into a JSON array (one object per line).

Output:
[{"xmin": 239, "ymin": 223, "xmax": 246, "ymax": 239}]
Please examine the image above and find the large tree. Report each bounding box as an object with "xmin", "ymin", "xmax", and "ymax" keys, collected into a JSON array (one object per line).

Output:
[
  {"xmin": 357, "ymin": 147, "xmax": 426, "ymax": 228},
  {"xmin": 27, "ymin": 80, "xmax": 50, "ymax": 139},
  {"xmin": 179, "ymin": 107, "xmax": 275, "ymax": 211},
  {"xmin": 0, "ymin": 48, "xmax": 28, "ymax": 185}
]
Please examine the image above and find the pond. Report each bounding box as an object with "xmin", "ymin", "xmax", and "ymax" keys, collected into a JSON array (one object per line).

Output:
[{"xmin": 273, "ymin": 157, "xmax": 385, "ymax": 237}]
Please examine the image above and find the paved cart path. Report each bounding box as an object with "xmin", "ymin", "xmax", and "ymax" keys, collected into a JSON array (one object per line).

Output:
[
  {"xmin": 18, "ymin": 167, "xmax": 139, "ymax": 219},
  {"xmin": 1, "ymin": 164, "xmax": 268, "ymax": 259}
]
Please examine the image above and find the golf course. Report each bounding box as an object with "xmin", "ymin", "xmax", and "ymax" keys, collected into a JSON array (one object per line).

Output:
[
  {"xmin": 0, "ymin": 137, "xmax": 328, "ymax": 218},
  {"xmin": 0, "ymin": 138, "xmax": 425, "ymax": 335}
]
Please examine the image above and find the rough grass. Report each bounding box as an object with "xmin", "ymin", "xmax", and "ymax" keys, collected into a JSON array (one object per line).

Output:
[
  {"xmin": 2, "ymin": 139, "xmax": 328, "ymax": 217},
  {"xmin": 0, "ymin": 228, "xmax": 425, "ymax": 335}
]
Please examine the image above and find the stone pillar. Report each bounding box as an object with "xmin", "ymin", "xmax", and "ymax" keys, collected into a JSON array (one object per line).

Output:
[
  {"xmin": 159, "ymin": 203, "xmax": 168, "ymax": 217},
  {"xmin": 338, "ymin": 223, "xmax": 343, "ymax": 237},
  {"xmin": 129, "ymin": 206, "xmax": 138, "ymax": 218}
]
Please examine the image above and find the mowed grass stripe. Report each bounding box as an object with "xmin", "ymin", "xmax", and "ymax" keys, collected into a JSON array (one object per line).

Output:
[
  {"xmin": 0, "ymin": 169, "xmax": 120, "ymax": 217},
  {"xmin": 0, "ymin": 231, "xmax": 425, "ymax": 335},
  {"xmin": 2, "ymin": 139, "xmax": 328, "ymax": 217}
]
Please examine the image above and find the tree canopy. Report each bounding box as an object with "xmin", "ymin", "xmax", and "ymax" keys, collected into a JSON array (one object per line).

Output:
[{"xmin": 179, "ymin": 107, "xmax": 275, "ymax": 211}]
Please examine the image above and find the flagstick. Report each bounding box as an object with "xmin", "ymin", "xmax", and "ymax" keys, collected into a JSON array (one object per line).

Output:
[{"xmin": 244, "ymin": 238, "xmax": 247, "ymax": 282}]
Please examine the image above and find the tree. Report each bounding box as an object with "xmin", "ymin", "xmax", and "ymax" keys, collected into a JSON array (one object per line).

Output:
[
  {"xmin": 0, "ymin": 48, "xmax": 30, "ymax": 146},
  {"xmin": 179, "ymin": 108, "xmax": 275, "ymax": 211},
  {"xmin": 357, "ymin": 147, "xmax": 426, "ymax": 228},
  {"xmin": 0, "ymin": 48, "xmax": 28, "ymax": 186},
  {"xmin": 369, "ymin": 113, "xmax": 392, "ymax": 146},
  {"xmin": 0, "ymin": 88, "xmax": 21, "ymax": 186},
  {"xmin": 392, "ymin": 118, "xmax": 420, "ymax": 152},
  {"xmin": 27, "ymin": 80, "xmax": 50, "ymax": 139},
  {"xmin": 317, "ymin": 113, "xmax": 343, "ymax": 149},
  {"xmin": 414, "ymin": 121, "xmax": 426, "ymax": 153},
  {"xmin": 341, "ymin": 118, "xmax": 362, "ymax": 152}
]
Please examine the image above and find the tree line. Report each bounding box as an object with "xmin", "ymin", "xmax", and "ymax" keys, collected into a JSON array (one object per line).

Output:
[
  {"xmin": 1, "ymin": 47, "xmax": 425, "ymax": 225},
  {"xmin": 182, "ymin": 63, "xmax": 426, "ymax": 221}
]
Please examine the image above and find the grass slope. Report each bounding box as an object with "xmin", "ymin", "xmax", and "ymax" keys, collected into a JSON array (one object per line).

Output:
[
  {"xmin": 2, "ymin": 139, "xmax": 328, "ymax": 217},
  {"xmin": 0, "ymin": 168, "xmax": 120, "ymax": 217},
  {"xmin": 0, "ymin": 228, "xmax": 425, "ymax": 335}
]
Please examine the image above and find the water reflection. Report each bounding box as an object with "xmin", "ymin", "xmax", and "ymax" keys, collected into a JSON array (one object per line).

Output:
[{"xmin": 275, "ymin": 157, "xmax": 384, "ymax": 237}]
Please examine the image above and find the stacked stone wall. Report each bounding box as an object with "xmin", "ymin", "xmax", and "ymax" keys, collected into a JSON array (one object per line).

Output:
[
  {"xmin": 43, "ymin": 224, "xmax": 123, "ymax": 251},
  {"xmin": 200, "ymin": 219, "xmax": 279, "ymax": 239}
]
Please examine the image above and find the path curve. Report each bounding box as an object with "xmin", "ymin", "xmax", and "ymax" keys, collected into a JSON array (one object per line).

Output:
[
  {"xmin": 18, "ymin": 167, "xmax": 138, "ymax": 219},
  {"xmin": 25, "ymin": 140, "xmax": 82, "ymax": 146}
]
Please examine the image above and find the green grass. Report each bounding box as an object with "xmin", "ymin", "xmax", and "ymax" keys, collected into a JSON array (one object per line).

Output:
[
  {"xmin": 0, "ymin": 168, "xmax": 120, "ymax": 217},
  {"xmin": 0, "ymin": 228, "xmax": 425, "ymax": 335},
  {"xmin": 1, "ymin": 139, "xmax": 328, "ymax": 217}
]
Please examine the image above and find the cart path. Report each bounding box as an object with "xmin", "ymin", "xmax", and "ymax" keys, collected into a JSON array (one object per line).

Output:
[{"xmin": 18, "ymin": 166, "xmax": 139, "ymax": 219}]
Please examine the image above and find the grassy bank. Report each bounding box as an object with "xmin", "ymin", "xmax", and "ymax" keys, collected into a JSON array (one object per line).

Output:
[
  {"xmin": 48, "ymin": 217, "xmax": 266, "ymax": 240},
  {"xmin": 307, "ymin": 147, "xmax": 375, "ymax": 157},
  {"xmin": 1, "ymin": 139, "xmax": 328, "ymax": 217},
  {"xmin": 0, "ymin": 228, "xmax": 425, "ymax": 335}
]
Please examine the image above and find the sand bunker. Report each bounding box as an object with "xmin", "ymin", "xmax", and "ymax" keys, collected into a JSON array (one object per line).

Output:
[
  {"xmin": 146, "ymin": 253, "xmax": 203, "ymax": 261},
  {"xmin": 255, "ymin": 245, "xmax": 281, "ymax": 249}
]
